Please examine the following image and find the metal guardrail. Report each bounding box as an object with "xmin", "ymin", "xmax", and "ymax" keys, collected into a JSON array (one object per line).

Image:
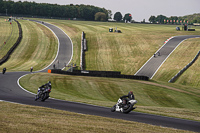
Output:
[{"xmin": 80, "ymin": 31, "xmax": 87, "ymax": 70}]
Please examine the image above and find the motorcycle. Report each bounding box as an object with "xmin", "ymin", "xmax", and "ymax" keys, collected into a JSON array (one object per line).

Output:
[
  {"xmin": 35, "ymin": 87, "xmax": 51, "ymax": 101},
  {"xmin": 111, "ymin": 98, "xmax": 137, "ymax": 114}
]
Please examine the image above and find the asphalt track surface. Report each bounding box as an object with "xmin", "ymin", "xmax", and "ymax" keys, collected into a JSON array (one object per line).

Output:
[
  {"xmin": 135, "ymin": 35, "xmax": 200, "ymax": 79},
  {"xmin": 0, "ymin": 20, "xmax": 200, "ymax": 132}
]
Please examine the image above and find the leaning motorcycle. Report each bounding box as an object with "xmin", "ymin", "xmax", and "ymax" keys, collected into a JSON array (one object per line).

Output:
[
  {"xmin": 111, "ymin": 98, "xmax": 137, "ymax": 114},
  {"xmin": 35, "ymin": 87, "xmax": 51, "ymax": 101}
]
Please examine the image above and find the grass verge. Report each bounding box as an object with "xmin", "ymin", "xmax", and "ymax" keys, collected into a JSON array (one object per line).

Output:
[
  {"xmin": 0, "ymin": 17, "xmax": 19, "ymax": 59},
  {"xmin": 0, "ymin": 101, "xmax": 194, "ymax": 133},
  {"xmin": 0, "ymin": 19, "xmax": 58, "ymax": 71},
  {"xmin": 19, "ymin": 73, "xmax": 200, "ymax": 121}
]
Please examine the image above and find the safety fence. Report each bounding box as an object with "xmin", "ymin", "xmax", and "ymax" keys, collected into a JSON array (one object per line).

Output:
[
  {"xmin": 49, "ymin": 69, "xmax": 149, "ymax": 81},
  {"xmin": 0, "ymin": 20, "xmax": 22, "ymax": 65},
  {"xmin": 80, "ymin": 31, "xmax": 87, "ymax": 70},
  {"xmin": 169, "ymin": 50, "xmax": 200, "ymax": 83}
]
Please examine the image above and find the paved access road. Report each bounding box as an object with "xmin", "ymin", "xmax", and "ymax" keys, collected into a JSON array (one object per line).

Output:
[
  {"xmin": 135, "ymin": 35, "xmax": 200, "ymax": 79},
  {"xmin": 0, "ymin": 21, "xmax": 200, "ymax": 132}
]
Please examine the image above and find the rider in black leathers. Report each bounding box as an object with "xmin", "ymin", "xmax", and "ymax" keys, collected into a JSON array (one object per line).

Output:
[
  {"xmin": 2, "ymin": 68, "xmax": 6, "ymax": 74},
  {"xmin": 120, "ymin": 91, "xmax": 135, "ymax": 106},
  {"xmin": 39, "ymin": 81, "xmax": 51, "ymax": 93},
  {"xmin": 44, "ymin": 81, "xmax": 51, "ymax": 90}
]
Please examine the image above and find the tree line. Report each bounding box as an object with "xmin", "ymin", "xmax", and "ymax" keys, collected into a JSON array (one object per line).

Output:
[
  {"xmin": 113, "ymin": 12, "xmax": 200, "ymax": 24},
  {"xmin": 113, "ymin": 12, "xmax": 132, "ymax": 22},
  {"xmin": 149, "ymin": 14, "xmax": 200, "ymax": 24},
  {"xmin": 0, "ymin": 0, "xmax": 109, "ymax": 21}
]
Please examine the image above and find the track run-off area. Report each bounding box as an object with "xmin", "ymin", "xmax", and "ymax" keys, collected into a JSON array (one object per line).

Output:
[{"xmin": 0, "ymin": 20, "xmax": 200, "ymax": 132}]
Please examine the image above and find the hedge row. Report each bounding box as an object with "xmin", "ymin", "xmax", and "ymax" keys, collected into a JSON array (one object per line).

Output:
[
  {"xmin": 50, "ymin": 69, "xmax": 149, "ymax": 81},
  {"xmin": 0, "ymin": 19, "xmax": 22, "ymax": 65}
]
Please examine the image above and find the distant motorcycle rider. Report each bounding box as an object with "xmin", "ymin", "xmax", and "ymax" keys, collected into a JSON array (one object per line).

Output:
[
  {"xmin": 2, "ymin": 67, "xmax": 6, "ymax": 74},
  {"xmin": 120, "ymin": 91, "xmax": 135, "ymax": 106},
  {"xmin": 35, "ymin": 81, "xmax": 52, "ymax": 101}
]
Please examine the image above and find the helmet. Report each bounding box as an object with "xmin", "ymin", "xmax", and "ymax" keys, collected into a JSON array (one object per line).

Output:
[
  {"xmin": 128, "ymin": 91, "xmax": 133, "ymax": 96},
  {"xmin": 48, "ymin": 81, "xmax": 51, "ymax": 86}
]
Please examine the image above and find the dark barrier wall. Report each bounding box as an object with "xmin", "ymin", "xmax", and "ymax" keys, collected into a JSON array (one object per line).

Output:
[
  {"xmin": 0, "ymin": 20, "xmax": 22, "ymax": 65},
  {"xmin": 50, "ymin": 69, "xmax": 149, "ymax": 81}
]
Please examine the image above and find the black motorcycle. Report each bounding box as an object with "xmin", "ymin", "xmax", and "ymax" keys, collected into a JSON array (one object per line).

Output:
[{"xmin": 35, "ymin": 87, "xmax": 51, "ymax": 101}]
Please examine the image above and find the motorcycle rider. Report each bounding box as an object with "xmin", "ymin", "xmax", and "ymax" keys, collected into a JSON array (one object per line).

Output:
[
  {"xmin": 38, "ymin": 81, "xmax": 51, "ymax": 94},
  {"xmin": 2, "ymin": 67, "xmax": 6, "ymax": 74},
  {"xmin": 45, "ymin": 81, "xmax": 51, "ymax": 90},
  {"xmin": 120, "ymin": 91, "xmax": 135, "ymax": 106}
]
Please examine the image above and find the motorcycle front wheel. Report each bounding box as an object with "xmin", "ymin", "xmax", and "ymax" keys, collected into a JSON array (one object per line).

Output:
[
  {"xmin": 35, "ymin": 95, "xmax": 39, "ymax": 101},
  {"xmin": 111, "ymin": 105, "xmax": 116, "ymax": 112},
  {"xmin": 41, "ymin": 93, "xmax": 46, "ymax": 101}
]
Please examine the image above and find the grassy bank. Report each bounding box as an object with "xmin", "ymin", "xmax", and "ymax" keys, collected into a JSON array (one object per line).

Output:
[
  {"xmin": 20, "ymin": 73, "xmax": 200, "ymax": 121},
  {"xmin": 35, "ymin": 19, "xmax": 200, "ymax": 87},
  {"xmin": 153, "ymin": 38, "xmax": 200, "ymax": 87},
  {"xmin": 0, "ymin": 17, "xmax": 19, "ymax": 59},
  {"xmin": 0, "ymin": 101, "xmax": 194, "ymax": 133},
  {"xmin": 0, "ymin": 19, "xmax": 58, "ymax": 71}
]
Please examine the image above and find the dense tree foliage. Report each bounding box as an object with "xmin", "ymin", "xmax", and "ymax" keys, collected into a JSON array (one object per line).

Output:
[
  {"xmin": 114, "ymin": 12, "xmax": 122, "ymax": 22},
  {"xmin": 95, "ymin": 12, "xmax": 106, "ymax": 21},
  {"xmin": 123, "ymin": 13, "xmax": 132, "ymax": 22},
  {"xmin": 149, "ymin": 16, "xmax": 156, "ymax": 23},
  {"xmin": 0, "ymin": 0, "xmax": 109, "ymax": 21}
]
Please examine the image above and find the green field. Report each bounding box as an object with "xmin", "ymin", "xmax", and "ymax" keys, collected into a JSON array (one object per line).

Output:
[
  {"xmin": 1, "ymin": 17, "xmax": 200, "ymax": 132},
  {"xmin": 0, "ymin": 19, "xmax": 58, "ymax": 71},
  {"xmin": 40, "ymin": 19, "xmax": 200, "ymax": 87},
  {"xmin": 0, "ymin": 17, "xmax": 19, "ymax": 59},
  {"xmin": 19, "ymin": 73, "xmax": 200, "ymax": 122},
  {"xmin": 0, "ymin": 101, "xmax": 193, "ymax": 133}
]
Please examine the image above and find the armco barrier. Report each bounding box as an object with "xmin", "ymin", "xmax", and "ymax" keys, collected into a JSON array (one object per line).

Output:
[
  {"xmin": 0, "ymin": 20, "xmax": 22, "ymax": 65},
  {"xmin": 50, "ymin": 69, "xmax": 149, "ymax": 81},
  {"xmin": 169, "ymin": 50, "xmax": 200, "ymax": 83},
  {"xmin": 80, "ymin": 31, "xmax": 85, "ymax": 70}
]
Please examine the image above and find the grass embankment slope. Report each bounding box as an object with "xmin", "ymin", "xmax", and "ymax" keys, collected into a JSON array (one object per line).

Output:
[
  {"xmin": 1, "ymin": 102, "xmax": 193, "ymax": 133},
  {"xmin": 0, "ymin": 19, "xmax": 58, "ymax": 71},
  {"xmin": 0, "ymin": 17, "xmax": 19, "ymax": 59},
  {"xmin": 20, "ymin": 72, "xmax": 200, "ymax": 122},
  {"xmin": 153, "ymin": 38, "xmax": 200, "ymax": 87}
]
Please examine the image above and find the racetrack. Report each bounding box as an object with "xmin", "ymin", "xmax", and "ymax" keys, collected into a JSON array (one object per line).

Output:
[
  {"xmin": 135, "ymin": 35, "xmax": 200, "ymax": 79},
  {"xmin": 0, "ymin": 20, "xmax": 200, "ymax": 132}
]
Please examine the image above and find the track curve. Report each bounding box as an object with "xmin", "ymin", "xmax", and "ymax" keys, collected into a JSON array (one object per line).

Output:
[{"xmin": 0, "ymin": 20, "xmax": 200, "ymax": 132}]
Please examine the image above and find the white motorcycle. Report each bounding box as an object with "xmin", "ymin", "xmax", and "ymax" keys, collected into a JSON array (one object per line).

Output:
[{"xmin": 111, "ymin": 98, "xmax": 137, "ymax": 114}]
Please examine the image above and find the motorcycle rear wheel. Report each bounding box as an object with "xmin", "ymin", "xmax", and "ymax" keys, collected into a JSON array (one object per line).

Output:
[{"xmin": 123, "ymin": 104, "xmax": 133, "ymax": 114}]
